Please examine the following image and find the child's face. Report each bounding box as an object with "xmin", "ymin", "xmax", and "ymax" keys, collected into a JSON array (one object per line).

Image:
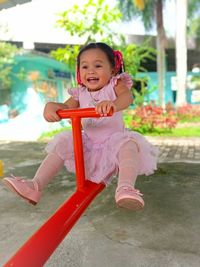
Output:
[{"xmin": 79, "ymin": 48, "xmax": 115, "ymax": 91}]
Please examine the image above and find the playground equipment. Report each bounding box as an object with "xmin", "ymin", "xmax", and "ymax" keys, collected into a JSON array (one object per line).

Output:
[{"xmin": 3, "ymin": 107, "xmax": 113, "ymax": 267}]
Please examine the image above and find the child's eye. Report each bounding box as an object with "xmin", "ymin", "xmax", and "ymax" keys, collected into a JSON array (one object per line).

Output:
[
  {"xmin": 95, "ymin": 64, "xmax": 102, "ymax": 68},
  {"xmin": 81, "ymin": 65, "xmax": 88, "ymax": 69}
]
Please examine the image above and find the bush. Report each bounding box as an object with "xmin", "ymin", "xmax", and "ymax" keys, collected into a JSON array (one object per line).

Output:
[
  {"xmin": 176, "ymin": 104, "xmax": 200, "ymax": 122},
  {"xmin": 123, "ymin": 102, "xmax": 178, "ymax": 134},
  {"xmin": 0, "ymin": 42, "xmax": 19, "ymax": 90}
]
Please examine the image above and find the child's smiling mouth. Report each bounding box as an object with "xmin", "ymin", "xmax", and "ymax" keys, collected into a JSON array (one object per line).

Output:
[{"xmin": 87, "ymin": 77, "xmax": 99, "ymax": 83}]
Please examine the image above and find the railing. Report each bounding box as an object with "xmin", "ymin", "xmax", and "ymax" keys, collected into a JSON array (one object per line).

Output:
[{"xmin": 4, "ymin": 107, "xmax": 113, "ymax": 267}]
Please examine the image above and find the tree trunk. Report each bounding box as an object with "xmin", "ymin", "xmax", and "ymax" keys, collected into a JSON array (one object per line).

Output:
[
  {"xmin": 156, "ymin": 0, "xmax": 166, "ymax": 108},
  {"xmin": 176, "ymin": 0, "xmax": 188, "ymax": 106}
]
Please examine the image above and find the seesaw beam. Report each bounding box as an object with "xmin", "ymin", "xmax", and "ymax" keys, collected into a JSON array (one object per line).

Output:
[
  {"xmin": 4, "ymin": 181, "xmax": 104, "ymax": 267},
  {"xmin": 4, "ymin": 108, "xmax": 111, "ymax": 267}
]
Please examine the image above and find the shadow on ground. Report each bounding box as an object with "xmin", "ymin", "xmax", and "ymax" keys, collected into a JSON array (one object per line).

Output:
[{"xmin": 0, "ymin": 141, "xmax": 200, "ymax": 267}]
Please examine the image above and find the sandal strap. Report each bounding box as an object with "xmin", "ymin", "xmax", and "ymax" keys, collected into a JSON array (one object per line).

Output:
[
  {"xmin": 116, "ymin": 186, "xmax": 143, "ymax": 196},
  {"xmin": 10, "ymin": 174, "xmax": 24, "ymax": 182},
  {"xmin": 10, "ymin": 174, "xmax": 39, "ymax": 192}
]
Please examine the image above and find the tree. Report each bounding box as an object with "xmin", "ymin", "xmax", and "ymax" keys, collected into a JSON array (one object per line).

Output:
[
  {"xmin": 51, "ymin": 0, "xmax": 124, "ymax": 74},
  {"xmin": 188, "ymin": 17, "xmax": 200, "ymax": 38},
  {"xmin": 117, "ymin": 0, "xmax": 167, "ymax": 108},
  {"xmin": 0, "ymin": 41, "xmax": 19, "ymax": 90},
  {"xmin": 51, "ymin": 0, "xmax": 156, "ymax": 90},
  {"xmin": 187, "ymin": 0, "xmax": 200, "ymax": 38},
  {"xmin": 174, "ymin": 0, "xmax": 200, "ymax": 106},
  {"xmin": 175, "ymin": 0, "xmax": 188, "ymax": 106},
  {"xmin": 118, "ymin": 0, "xmax": 200, "ymax": 107}
]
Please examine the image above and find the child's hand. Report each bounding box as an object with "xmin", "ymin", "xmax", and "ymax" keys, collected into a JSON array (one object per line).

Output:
[
  {"xmin": 95, "ymin": 101, "xmax": 116, "ymax": 116},
  {"xmin": 43, "ymin": 102, "xmax": 62, "ymax": 122}
]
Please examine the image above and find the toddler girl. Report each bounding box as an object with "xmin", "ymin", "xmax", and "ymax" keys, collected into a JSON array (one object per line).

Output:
[{"xmin": 3, "ymin": 42, "xmax": 158, "ymax": 211}]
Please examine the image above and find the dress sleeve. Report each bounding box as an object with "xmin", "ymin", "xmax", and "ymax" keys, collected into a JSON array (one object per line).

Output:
[
  {"xmin": 68, "ymin": 88, "xmax": 79, "ymax": 101},
  {"xmin": 111, "ymin": 73, "xmax": 133, "ymax": 90}
]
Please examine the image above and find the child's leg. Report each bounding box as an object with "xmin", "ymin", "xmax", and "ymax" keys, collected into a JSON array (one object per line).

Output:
[
  {"xmin": 115, "ymin": 140, "xmax": 144, "ymax": 211},
  {"xmin": 117, "ymin": 140, "xmax": 139, "ymax": 188},
  {"xmin": 32, "ymin": 153, "xmax": 64, "ymax": 191},
  {"xmin": 3, "ymin": 153, "xmax": 64, "ymax": 205}
]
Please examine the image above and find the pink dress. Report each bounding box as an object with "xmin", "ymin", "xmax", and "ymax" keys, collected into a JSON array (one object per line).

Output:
[{"xmin": 46, "ymin": 73, "xmax": 158, "ymax": 185}]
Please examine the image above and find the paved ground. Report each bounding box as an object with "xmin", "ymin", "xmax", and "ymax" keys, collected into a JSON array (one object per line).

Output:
[
  {"xmin": 146, "ymin": 136, "xmax": 200, "ymax": 163},
  {"xmin": 0, "ymin": 137, "xmax": 200, "ymax": 267}
]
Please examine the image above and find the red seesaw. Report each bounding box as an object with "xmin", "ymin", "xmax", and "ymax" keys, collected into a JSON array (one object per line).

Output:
[{"xmin": 4, "ymin": 107, "xmax": 113, "ymax": 267}]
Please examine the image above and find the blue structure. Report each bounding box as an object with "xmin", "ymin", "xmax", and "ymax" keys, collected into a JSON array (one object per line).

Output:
[{"xmin": 137, "ymin": 71, "xmax": 200, "ymax": 105}]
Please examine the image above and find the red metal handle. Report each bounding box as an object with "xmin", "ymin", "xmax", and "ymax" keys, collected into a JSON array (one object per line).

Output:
[{"xmin": 57, "ymin": 107, "xmax": 113, "ymax": 119}]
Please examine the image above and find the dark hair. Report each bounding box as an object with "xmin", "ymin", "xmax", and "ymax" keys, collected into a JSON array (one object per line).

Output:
[
  {"xmin": 77, "ymin": 42, "xmax": 114, "ymax": 66},
  {"xmin": 77, "ymin": 42, "xmax": 124, "ymax": 73}
]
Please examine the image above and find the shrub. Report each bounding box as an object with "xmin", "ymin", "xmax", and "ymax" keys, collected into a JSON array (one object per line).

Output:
[
  {"xmin": 176, "ymin": 104, "xmax": 200, "ymax": 122},
  {"xmin": 123, "ymin": 102, "xmax": 178, "ymax": 134}
]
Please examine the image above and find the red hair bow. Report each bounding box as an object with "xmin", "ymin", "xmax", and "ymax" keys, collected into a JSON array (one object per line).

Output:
[{"xmin": 113, "ymin": 50, "xmax": 124, "ymax": 73}]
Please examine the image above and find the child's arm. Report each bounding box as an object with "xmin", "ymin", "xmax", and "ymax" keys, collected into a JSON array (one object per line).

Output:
[
  {"xmin": 114, "ymin": 79, "xmax": 133, "ymax": 111},
  {"xmin": 44, "ymin": 97, "xmax": 79, "ymax": 122},
  {"xmin": 95, "ymin": 79, "xmax": 133, "ymax": 115}
]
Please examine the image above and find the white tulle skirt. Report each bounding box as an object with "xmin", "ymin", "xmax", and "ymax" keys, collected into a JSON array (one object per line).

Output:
[{"xmin": 45, "ymin": 129, "xmax": 158, "ymax": 185}]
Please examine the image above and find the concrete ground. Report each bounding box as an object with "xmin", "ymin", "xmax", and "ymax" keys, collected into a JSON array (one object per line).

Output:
[{"xmin": 0, "ymin": 138, "xmax": 200, "ymax": 267}]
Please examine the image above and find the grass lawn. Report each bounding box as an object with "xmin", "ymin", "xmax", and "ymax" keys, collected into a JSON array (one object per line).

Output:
[
  {"xmin": 38, "ymin": 126, "xmax": 71, "ymax": 141},
  {"xmin": 147, "ymin": 126, "xmax": 200, "ymax": 137},
  {"xmin": 38, "ymin": 123, "xmax": 200, "ymax": 141}
]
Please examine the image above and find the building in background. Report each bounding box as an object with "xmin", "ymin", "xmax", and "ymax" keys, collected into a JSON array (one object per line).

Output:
[
  {"xmin": 0, "ymin": 0, "xmax": 199, "ymax": 140},
  {"xmin": 0, "ymin": 51, "xmax": 72, "ymax": 140}
]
